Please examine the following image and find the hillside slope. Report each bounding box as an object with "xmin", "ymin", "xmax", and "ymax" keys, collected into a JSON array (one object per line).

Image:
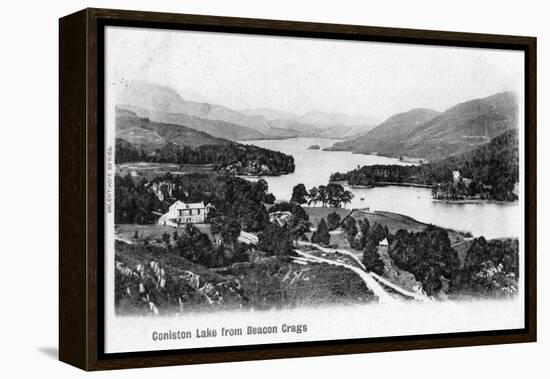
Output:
[
  {"xmin": 120, "ymin": 105, "xmax": 268, "ymax": 141},
  {"xmin": 328, "ymin": 92, "xmax": 518, "ymax": 160},
  {"xmin": 116, "ymin": 108, "xmax": 231, "ymax": 149},
  {"xmin": 328, "ymin": 108, "xmax": 440, "ymax": 153},
  {"xmin": 118, "ymin": 81, "xmax": 273, "ymax": 134}
]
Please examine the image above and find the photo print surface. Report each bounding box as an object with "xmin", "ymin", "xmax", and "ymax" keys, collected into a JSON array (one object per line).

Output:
[{"xmin": 103, "ymin": 25, "xmax": 526, "ymax": 354}]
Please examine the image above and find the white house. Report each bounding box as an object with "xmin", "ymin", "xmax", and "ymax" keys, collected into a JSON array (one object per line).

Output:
[
  {"xmin": 158, "ymin": 201, "xmax": 210, "ymax": 227},
  {"xmin": 452, "ymin": 170, "xmax": 461, "ymax": 185},
  {"xmin": 379, "ymin": 238, "xmax": 389, "ymax": 247}
]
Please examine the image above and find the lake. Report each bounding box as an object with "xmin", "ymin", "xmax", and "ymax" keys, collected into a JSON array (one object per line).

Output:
[{"xmin": 240, "ymin": 138, "xmax": 521, "ymax": 239}]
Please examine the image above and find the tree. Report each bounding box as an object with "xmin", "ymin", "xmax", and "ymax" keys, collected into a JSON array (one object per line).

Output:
[
  {"xmin": 369, "ymin": 223, "xmax": 387, "ymax": 244},
  {"xmin": 363, "ymin": 238, "xmax": 385, "ymax": 275},
  {"xmin": 291, "ymin": 183, "xmax": 308, "ymax": 205},
  {"xmin": 307, "ymin": 186, "xmax": 319, "ymax": 206},
  {"xmin": 317, "ymin": 186, "xmax": 328, "ymax": 207},
  {"xmin": 342, "ymin": 216, "xmax": 358, "ymax": 243},
  {"xmin": 210, "ymin": 216, "xmax": 241, "ymax": 247},
  {"xmin": 358, "ymin": 218, "xmax": 370, "ymax": 237},
  {"xmin": 311, "ymin": 218, "xmax": 330, "ymax": 245},
  {"xmin": 162, "ymin": 232, "xmax": 171, "ymax": 248},
  {"xmin": 339, "ymin": 189, "xmax": 354, "ymax": 208},
  {"xmin": 354, "ymin": 218, "xmax": 371, "ymax": 248},
  {"xmin": 230, "ymin": 243, "xmax": 250, "ymax": 263},
  {"xmin": 175, "ymin": 224, "xmax": 213, "ymax": 263},
  {"xmin": 258, "ymin": 223, "xmax": 294, "ymax": 257},
  {"xmin": 133, "ymin": 230, "xmax": 139, "ymax": 240},
  {"xmin": 288, "ymin": 216, "xmax": 311, "ymax": 242},
  {"xmin": 263, "ymin": 193, "xmax": 276, "ymax": 204},
  {"xmin": 326, "ymin": 183, "xmax": 354, "ymax": 208},
  {"xmin": 431, "ymin": 184, "xmax": 440, "ymax": 199},
  {"xmin": 327, "ymin": 212, "xmax": 341, "ymax": 231}
]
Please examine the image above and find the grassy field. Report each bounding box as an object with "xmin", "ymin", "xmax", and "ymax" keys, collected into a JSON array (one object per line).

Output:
[
  {"xmin": 305, "ymin": 207, "xmax": 429, "ymax": 233},
  {"xmin": 306, "ymin": 207, "xmax": 465, "ymax": 239},
  {"xmin": 304, "ymin": 207, "xmax": 354, "ymax": 227}
]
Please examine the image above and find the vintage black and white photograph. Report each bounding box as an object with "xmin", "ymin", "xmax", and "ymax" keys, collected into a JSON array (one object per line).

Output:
[{"xmin": 103, "ymin": 25, "xmax": 525, "ymax": 354}]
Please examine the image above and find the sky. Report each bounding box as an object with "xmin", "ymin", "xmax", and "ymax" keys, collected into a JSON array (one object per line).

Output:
[{"xmin": 105, "ymin": 26, "xmax": 524, "ymax": 121}]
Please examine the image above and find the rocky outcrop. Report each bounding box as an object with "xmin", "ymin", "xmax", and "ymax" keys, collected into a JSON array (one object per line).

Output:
[{"xmin": 114, "ymin": 257, "xmax": 245, "ymax": 316}]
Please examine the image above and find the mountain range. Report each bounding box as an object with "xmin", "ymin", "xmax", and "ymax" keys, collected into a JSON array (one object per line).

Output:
[
  {"xmin": 117, "ymin": 81, "xmax": 378, "ymax": 141},
  {"xmin": 327, "ymin": 92, "xmax": 518, "ymax": 160}
]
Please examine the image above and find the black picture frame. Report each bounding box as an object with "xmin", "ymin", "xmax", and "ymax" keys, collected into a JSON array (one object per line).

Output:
[{"xmin": 59, "ymin": 8, "xmax": 537, "ymax": 371}]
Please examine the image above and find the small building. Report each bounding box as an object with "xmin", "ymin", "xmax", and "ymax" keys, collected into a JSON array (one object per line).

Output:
[
  {"xmin": 158, "ymin": 201, "xmax": 210, "ymax": 227},
  {"xmin": 452, "ymin": 170, "xmax": 461, "ymax": 185},
  {"xmin": 379, "ymin": 238, "xmax": 389, "ymax": 247}
]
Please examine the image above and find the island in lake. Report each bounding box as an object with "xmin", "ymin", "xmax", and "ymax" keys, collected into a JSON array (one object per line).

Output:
[{"xmin": 111, "ymin": 81, "xmax": 521, "ymax": 316}]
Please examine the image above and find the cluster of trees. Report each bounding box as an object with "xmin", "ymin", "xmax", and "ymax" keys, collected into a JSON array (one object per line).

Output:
[
  {"xmin": 165, "ymin": 225, "xmax": 249, "ymax": 268},
  {"xmin": 451, "ymin": 237, "xmax": 519, "ymax": 296},
  {"xmin": 389, "ymin": 225, "xmax": 460, "ymax": 296},
  {"xmin": 209, "ymin": 176, "xmax": 275, "ymax": 233},
  {"xmin": 116, "ymin": 172, "xmax": 281, "ymax": 266},
  {"xmin": 291, "ymin": 183, "xmax": 354, "ymax": 208},
  {"xmin": 116, "ymin": 172, "xmax": 277, "ymax": 233},
  {"xmin": 268, "ymin": 202, "xmax": 311, "ymax": 241},
  {"xmin": 330, "ymin": 129, "xmax": 519, "ymax": 201},
  {"xmin": 341, "ymin": 216, "xmax": 388, "ymax": 274},
  {"xmin": 341, "ymin": 217, "xmax": 389, "ymax": 249},
  {"xmin": 339, "ymin": 218, "xmax": 520, "ymax": 297},
  {"xmin": 117, "ymin": 170, "xmax": 317, "ymax": 265},
  {"xmin": 258, "ymin": 201, "xmax": 312, "ymax": 256},
  {"xmin": 431, "ymin": 180, "xmax": 485, "ymax": 201},
  {"xmin": 116, "ymin": 138, "xmax": 295, "ymax": 176},
  {"xmin": 258, "ymin": 223, "xmax": 295, "ymax": 257},
  {"xmin": 115, "ymin": 174, "xmax": 165, "ymax": 224}
]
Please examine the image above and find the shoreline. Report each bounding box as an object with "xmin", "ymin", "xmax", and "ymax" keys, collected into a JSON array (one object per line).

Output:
[
  {"xmin": 241, "ymin": 136, "xmax": 346, "ymax": 143},
  {"xmin": 432, "ymin": 198, "xmax": 519, "ymax": 205},
  {"xmin": 375, "ymin": 181, "xmax": 432, "ymax": 188},
  {"xmin": 323, "ymin": 147, "xmax": 427, "ymax": 163}
]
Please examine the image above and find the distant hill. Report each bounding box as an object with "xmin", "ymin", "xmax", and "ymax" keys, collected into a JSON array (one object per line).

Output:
[
  {"xmin": 327, "ymin": 92, "xmax": 518, "ymax": 160},
  {"xmin": 118, "ymin": 81, "xmax": 273, "ymax": 134},
  {"xmin": 328, "ymin": 108, "xmax": 440, "ymax": 153},
  {"xmin": 119, "ymin": 105, "xmax": 268, "ymax": 141},
  {"xmin": 116, "ymin": 109, "xmax": 231, "ymax": 149}
]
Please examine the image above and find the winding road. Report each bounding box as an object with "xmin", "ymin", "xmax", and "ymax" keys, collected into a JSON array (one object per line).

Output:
[
  {"xmin": 294, "ymin": 241, "xmax": 430, "ymax": 303},
  {"xmin": 294, "ymin": 248, "xmax": 396, "ymax": 303}
]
